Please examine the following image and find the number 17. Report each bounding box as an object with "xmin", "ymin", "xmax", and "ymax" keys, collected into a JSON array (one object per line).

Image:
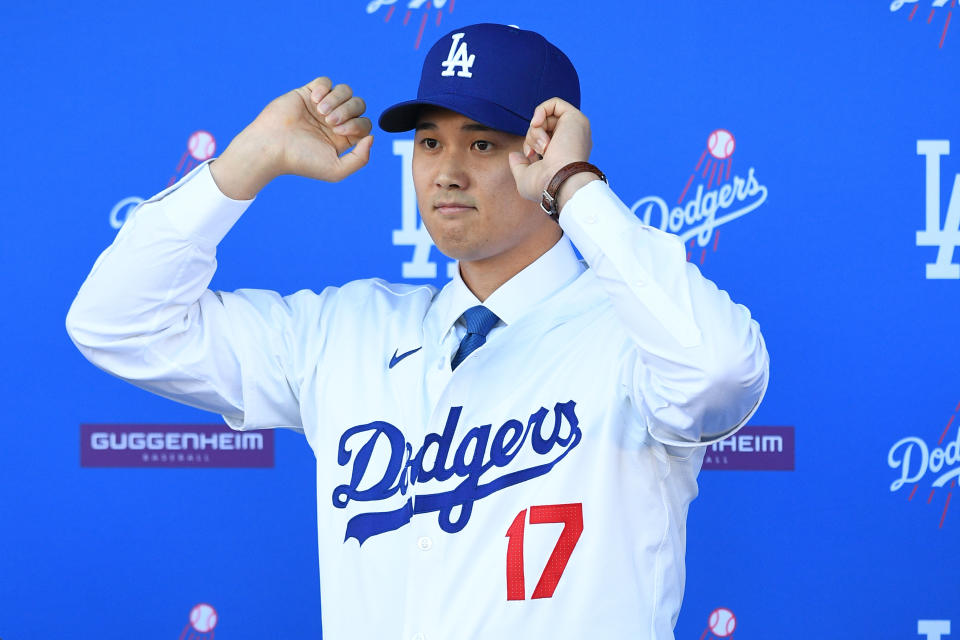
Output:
[{"xmin": 504, "ymin": 503, "xmax": 584, "ymax": 601}]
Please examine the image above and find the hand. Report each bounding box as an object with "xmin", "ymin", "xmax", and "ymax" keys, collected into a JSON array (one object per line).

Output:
[
  {"xmin": 507, "ymin": 98, "xmax": 594, "ymax": 210},
  {"xmin": 211, "ymin": 77, "xmax": 374, "ymax": 199}
]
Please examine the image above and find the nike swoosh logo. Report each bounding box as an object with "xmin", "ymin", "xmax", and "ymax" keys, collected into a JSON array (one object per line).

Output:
[{"xmin": 389, "ymin": 347, "xmax": 422, "ymax": 369}]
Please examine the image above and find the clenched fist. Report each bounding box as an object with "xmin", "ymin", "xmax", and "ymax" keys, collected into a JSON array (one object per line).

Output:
[
  {"xmin": 507, "ymin": 97, "xmax": 596, "ymax": 214},
  {"xmin": 211, "ymin": 77, "xmax": 374, "ymax": 200}
]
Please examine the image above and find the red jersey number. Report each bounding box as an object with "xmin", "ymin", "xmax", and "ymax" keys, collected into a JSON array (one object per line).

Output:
[{"xmin": 504, "ymin": 502, "xmax": 584, "ymax": 601}]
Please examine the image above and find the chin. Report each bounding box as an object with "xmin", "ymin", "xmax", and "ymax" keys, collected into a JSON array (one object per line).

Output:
[
  {"xmin": 423, "ymin": 223, "xmax": 473, "ymax": 261},
  {"xmin": 432, "ymin": 241, "xmax": 480, "ymax": 263},
  {"xmin": 432, "ymin": 235, "xmax": 501, "ymax": 264}
]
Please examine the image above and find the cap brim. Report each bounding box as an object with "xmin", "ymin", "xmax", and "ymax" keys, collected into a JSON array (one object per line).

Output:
[{"xmin": 378, "ymin": 93, "xmax": 531, "ymax": 136}]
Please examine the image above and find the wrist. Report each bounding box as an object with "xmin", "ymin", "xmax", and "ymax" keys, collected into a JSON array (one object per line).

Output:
[
  {"xmin": 210, "ymin": 132, "xmax": 281, "ymax": 200},
  {"xmin": 540, "ymin": 161, "xmax": 606, "ymax": 220},
  {"xmin": 556, "ymin": 172, "xmax": 601, "ymax": 213}
]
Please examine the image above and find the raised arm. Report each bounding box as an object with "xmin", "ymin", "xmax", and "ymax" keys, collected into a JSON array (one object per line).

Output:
[
  {"xmin": 509, "ymin": 98, "xmax": 769, "ymax": 446},
  {"xmin": 66, "ymin": 78, "xmax": 374, "ymax": 428},
  {"xmin": 210, "ymin": 76, "xmax": 374, "ymax": 198}
]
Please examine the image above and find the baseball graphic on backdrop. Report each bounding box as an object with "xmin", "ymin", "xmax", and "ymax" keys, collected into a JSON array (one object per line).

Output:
[
  {"xmin": 708, "ymin": 607, "xmax": 737, "ymax": 637},
  {"xmin": 187, "ymin": 130, "xmax": 217, "ymax": 161},
  {"xmin": 707, "ymin": 129, "xmax": 735, "ymax": 160},
  {"xmin": 189, "ymin": 603, "xmax": 218, "ymax": 633}
]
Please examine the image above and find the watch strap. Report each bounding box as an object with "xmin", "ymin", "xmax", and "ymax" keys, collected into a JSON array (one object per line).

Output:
[{"xmin": 540, "ymin": 161, "xmax": 607, "ymax": 221}]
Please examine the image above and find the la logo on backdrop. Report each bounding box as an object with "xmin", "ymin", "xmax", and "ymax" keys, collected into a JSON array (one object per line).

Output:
[
  {"xmin": 108, "ymin": 130, "xmax": 216, "ymax": 230},
  {"xmin": 918, "ymin": 620, "xmax": 953, "ymax": 640},
  {"xmin": 890, "ymin": 0, "xmax": 955, "ymax": 48},
  {"xmin": 916, "ymin": 140, "xmax": 960, "ymax": 280},
  {"xmin": 887, "ymin": 400, "xmax": 960, "ymax": 528}
]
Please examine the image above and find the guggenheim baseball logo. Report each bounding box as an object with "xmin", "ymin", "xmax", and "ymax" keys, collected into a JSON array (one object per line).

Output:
[
  {"xmin": 916, "ymin": 140, "xmax": 960, "ymax": 279},
  {"xmin": 631, "ymin": 129, "xmax": 768, "ymax": 267},
  {"xmin": 701, "ymin": 426, "xmax": 795, "ymax": 471},
  {"xmin": 81, "ymin": 424, "xmax": 273, "ymax": 468},
  {"xmin": 887, "ymin": 400, "xmax": 960, "ymax": 528}
]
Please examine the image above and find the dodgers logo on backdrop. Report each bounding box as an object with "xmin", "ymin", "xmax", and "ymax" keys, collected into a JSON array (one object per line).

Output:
[
  {"xmin": 109, "ymin": 196, "xmax": 144, "ymax": 230},
  {"xmin": 699, "ymin": 607, "xmax": 737, "ymax": 639},
  {"xmin": 177, "ymin": 603, "xmax": 218, "ymax": 639},
  {"xmin": 366, "ymin": 0, "xmax": 457, "ymax": 50},
  {"xmin": 108, "ymin": 130, "xmax": 216, "ymax": 229},
  {"xmin": 890, "ymin": 1, "xmax": 954, "ymax": 48},
  {"xmin": 916, "ymin": 140, "xmax": 960, "ymax": 279},
  {"xmin": 631, "ymin": 130, "xmax": 768, "ymax": 266},
  {"xmin": 887, "ymin": 400, "xmax": 960, "ymax": 528},
  {"xmin": 332, "ymin": 401, "xmax": 581, "ymax": 545}
]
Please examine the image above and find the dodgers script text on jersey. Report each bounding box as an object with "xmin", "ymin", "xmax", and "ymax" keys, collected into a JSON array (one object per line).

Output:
[{"xmin": 335, "ymin": 401, "xmax": 581, "ymax": 543}]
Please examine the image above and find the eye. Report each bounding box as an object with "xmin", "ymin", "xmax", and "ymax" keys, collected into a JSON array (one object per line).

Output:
[
  {"xmin": 472, "ymin": 140, "xmax": 493, "ymax": 152},
  {"xmin": 419, "ymin": 137, "xmax": 439, "ymax": 150}
]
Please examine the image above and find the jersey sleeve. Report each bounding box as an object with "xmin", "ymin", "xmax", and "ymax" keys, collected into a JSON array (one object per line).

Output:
[
  {"xmin": 558, "ymin": 180, "xmax": 770, "ymax": 447},
  {"xmin": 66, "ymin": 162, "xmax": 326, "ymax": 432}
]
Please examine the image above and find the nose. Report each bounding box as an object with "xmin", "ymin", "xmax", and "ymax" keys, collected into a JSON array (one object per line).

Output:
[{"xmin": 434, "ymin": 149, "xmax": 469, "ymax": 190}]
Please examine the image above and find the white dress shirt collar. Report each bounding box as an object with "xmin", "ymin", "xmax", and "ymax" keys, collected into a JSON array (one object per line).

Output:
[{"xmin": 429, "ymin": 235, "xmax": 585, "ymax": 342}]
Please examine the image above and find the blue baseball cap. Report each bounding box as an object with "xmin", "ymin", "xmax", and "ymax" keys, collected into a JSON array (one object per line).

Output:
[{"xmin": 378, "ymin": 23, "xmax": 580, "ymax": 137}]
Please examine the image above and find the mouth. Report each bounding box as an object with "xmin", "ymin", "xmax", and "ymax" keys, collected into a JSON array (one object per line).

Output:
[{"xmin": 434, "ymin": 203, "xmax": 476, "ymax": 215}]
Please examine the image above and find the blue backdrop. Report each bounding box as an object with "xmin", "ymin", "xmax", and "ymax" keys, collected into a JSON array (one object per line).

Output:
[{"xmin": 2, "ymin": 1, "xmax": 958, "ymax": 638}]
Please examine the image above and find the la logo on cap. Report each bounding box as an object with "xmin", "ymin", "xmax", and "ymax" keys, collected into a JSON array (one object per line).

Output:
[{"xmin": 441, "ymin": 32, "xmax": 475, "ymax": 78}]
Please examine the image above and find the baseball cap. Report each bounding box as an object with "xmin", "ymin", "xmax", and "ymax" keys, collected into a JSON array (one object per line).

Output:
[{"xmin": 378, "ymin": 23, "xmax": 580, "ymax": 137}]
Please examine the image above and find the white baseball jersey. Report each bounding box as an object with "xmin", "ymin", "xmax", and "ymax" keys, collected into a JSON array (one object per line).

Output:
[{"xmin": 67, "ymin": 163, "xmax": 769, "ymax": 639}]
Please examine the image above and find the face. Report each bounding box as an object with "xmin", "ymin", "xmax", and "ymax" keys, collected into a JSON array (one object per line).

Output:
[{"xmin": 413, "ymin": 107, "xmax": 560, "ymax": 271}]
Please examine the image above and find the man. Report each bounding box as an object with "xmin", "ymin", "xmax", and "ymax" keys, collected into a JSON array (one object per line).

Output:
[{"xmin": 67, "ymin": 23, "xmax": 768, "ymax": 640}]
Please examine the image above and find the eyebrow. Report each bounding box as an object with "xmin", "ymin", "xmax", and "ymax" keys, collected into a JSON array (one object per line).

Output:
[{"xmin": 414, "ymin": 122, "xmax": 497, "ymax": 133}]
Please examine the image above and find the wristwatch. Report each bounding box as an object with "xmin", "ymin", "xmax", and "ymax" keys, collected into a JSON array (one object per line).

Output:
[{"xmin": 540, "ymin": 161, "xmax": 607, "ymax": 221}]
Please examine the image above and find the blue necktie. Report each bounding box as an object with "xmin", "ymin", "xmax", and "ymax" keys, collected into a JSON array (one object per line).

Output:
[{"xmin": 451, "ymin": 305, "xmax": 500, "ymax": 370}]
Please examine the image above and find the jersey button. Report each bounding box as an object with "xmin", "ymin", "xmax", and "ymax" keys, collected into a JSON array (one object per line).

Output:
[
  {"xmin": 412, "ymin": 633, "xmax": 426, "ymax": 640},
  {"xmin": 417, "ymin": 536, "xmax": 433, "ymax": 551}
]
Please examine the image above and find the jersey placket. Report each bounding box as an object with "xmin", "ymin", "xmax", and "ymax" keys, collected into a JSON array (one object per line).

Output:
[
  {"xmin": 398, "ymin": 321, "xmax": 499, "ymax": 639},
  {"xmin": 392, "ymin": 326, "xmax": 454, "ymax": 640}
]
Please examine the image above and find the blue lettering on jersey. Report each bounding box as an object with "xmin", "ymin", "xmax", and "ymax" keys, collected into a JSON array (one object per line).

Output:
[{"xmin": 332, "ymin": 401, "xmax": 581, "ymax": 545}]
